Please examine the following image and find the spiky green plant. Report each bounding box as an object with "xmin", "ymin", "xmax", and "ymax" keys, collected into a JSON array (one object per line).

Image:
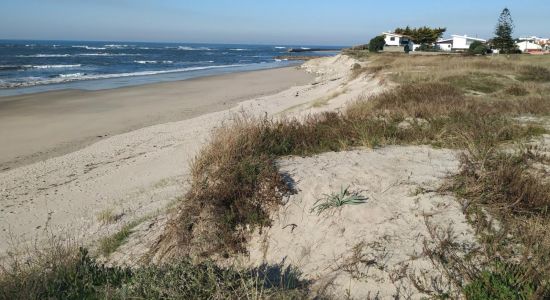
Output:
[{"xmin": 310, "ymin": 186, "xmax": 368, "ymax": 215}]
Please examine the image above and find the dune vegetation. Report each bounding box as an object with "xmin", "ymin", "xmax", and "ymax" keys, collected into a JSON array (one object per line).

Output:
[{"xmin": 2, "ymin": 52, "xmax": 550, "ymax": 299}]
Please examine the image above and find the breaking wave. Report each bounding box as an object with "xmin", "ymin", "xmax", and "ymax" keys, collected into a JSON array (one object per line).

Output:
[{"xmin": 0, "ymin": 64, "xmax": 244, "ymax": 88}]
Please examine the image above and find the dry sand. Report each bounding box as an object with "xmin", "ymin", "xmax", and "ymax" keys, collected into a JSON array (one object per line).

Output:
[
  {"xmin": 0, "ymin": 67, "xmax": 312, "ymax": 171},
  {"xmin": 244, "ymin": 148, "xmax": 476, "ymax": 299},
  {"xmin": 0, "ymin": 55, "xmax": 368, "ymax": 256},
  {"xmin": 1, "ymin": 54, "xmax": 478, "ymax": 297}
]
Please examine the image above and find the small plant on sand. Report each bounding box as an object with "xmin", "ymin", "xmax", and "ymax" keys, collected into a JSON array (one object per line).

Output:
[
  {"xmin": 310, "ymin": 186, "xmax": 368, "ymax": 215},
  {"xmin": 96, "ymin": 209, "xmax": 119, "ymax": 225},
  {"xmin": 98, "ymin": 218, "xmax": 144, "ymax": 257}
]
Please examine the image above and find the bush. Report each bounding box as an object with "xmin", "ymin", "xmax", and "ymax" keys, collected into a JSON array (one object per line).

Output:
[
  {"xmin": 351, "ymin": 44, "xmax": 369, "ymax": 50},
  {"xmin": 368, "ymin": 35, "xmax": 386, "ymax": 53},
  {"xmin": 504, "ymin": 85, "xmax": 529, "ymax": 96},
  {"xmin": 463, "ymin": 262, "xmax": 538, "ymax": 300},
  {"xmin": 0, "ymin": 247, "xmax": 309, "ymax": 299},
  {"xmin": 416, "ymin": 44, "xmax": 438, "ymax": 52},
  {"xmin": 0, "ymin": 247, "xmax": 131, "ymax": 300},
  {"xmin": 517, "ymin": 65, "xmax": 550, "ymax": 82},
  {"xmin": 469, "ymin": 41, "xmax": 488, "ymax": 55}
]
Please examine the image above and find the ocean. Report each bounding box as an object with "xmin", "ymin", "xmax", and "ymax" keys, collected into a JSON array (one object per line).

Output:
[{"xmin": 0, "ymin": 40, "xmax": 341, "ymax": 96}]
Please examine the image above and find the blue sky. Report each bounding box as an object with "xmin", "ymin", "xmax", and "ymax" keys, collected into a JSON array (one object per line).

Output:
[{"xmin": 1, "ymin": 0, "xmax": 548, "ymax": 45}]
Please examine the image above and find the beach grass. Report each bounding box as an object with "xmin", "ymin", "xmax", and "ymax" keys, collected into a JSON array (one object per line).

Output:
[
  {"xmin": 310, "ymin": 186, "xmax": 368, "ymax": 215},
  {"xmin": 3, "ymin": 52, "xmax": 550, "ymax": 299},
  {"xmin": 0, "ymin": 246, "xmax": 308, "ymax": 299},
  {"xmin": 157, "ymin": 52, "xmax": 550, "ymax": 297},
  {"xmin": 157, "ymin": 54, "xmax": 549, "ymax": 267},
  {"xmin": 96, "ymin": 208, "xmax": 119, "ymax": 225}
]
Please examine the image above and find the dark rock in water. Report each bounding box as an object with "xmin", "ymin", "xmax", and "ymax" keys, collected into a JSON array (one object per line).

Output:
[{"xmin": 0, "ymin": 65, "xmax": 29, "ymax": 71}]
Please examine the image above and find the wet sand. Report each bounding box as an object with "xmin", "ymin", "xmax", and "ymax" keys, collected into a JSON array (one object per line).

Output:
[{"xmin": 0, "ymin": 67, "xmax": 313, "ymax": 170}]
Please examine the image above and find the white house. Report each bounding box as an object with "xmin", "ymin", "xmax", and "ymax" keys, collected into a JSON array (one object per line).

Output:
[
  {"xmin": 517, "ymin": 36, "xmax": 548, "ymax": 52},
  {"xmin": 382, "ymin": 32, "xmax": 415, "ymax": 52},
  {"xmin": 434, "ymin": 38, "xmax": 454, "ymax": 52},
  {"xmin": 437, "ymin": 35, "xmax": 487, "ymax": 51},
  {"xmin": 516, "ymin": 41, "xmax": 543, "ymax": 52},
  {"xmin": 519, "ymin": 36, "xmax": 549, "ymax": 45}
]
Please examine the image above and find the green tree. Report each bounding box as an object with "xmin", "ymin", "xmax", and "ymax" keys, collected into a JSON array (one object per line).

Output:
[
  {"xmin": 394, "ymin": 26, "xmax": 446, "ymax": 44},
  {"xmin": 493, "ymin": 8, "xmax": 516, "ymax": 53},
  {"xmin": 368, "ymin": 35, "xmax": 386, "ymax": 53},
  {"xmin": 469, "ymin": 41, "xmax": 488, "ymax": 55}
]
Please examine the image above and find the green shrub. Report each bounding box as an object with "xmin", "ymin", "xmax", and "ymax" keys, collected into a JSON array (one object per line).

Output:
[
  {"xmin": 0, "ymin": 248, "xmax": 309, "ymax": 299},
  {"xmin": 416, "ymin": 43, "xmax": 438, "ymax": 52},
  {"xmin": 504, "ymin": 85, "xmax": 529, "ymax": 96},
  {"xmin": 0, "ymin": 247, "xmax": 131, "ymax": 300},
  {"xmin": 469, "ymin": 41, "xmax": 488, "ymax": 55},
  {"xmin": 472, "ymin": 45, "xmax": 489, "ymax": 55},
  {"xmin": 368, "ymin": 35, "xmax": 386, "ymax": 53},
  {"xmin": 517, "ymin": 65, "xmax": 550, "ymax": 82},
  {"xmin": 463, "ymin": 263, "xmax": 537, "ymax": 300},
  {"xmin": 351, "ymin": 44, "xmax": 369, "ymax": 50}
]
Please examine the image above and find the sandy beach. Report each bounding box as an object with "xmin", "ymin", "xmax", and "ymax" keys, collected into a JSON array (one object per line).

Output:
[
  {"xmin": 0, "ymin": 56, "xmax": 365, "ymax": 255},
  {"xmin": 5, "ymin": 50, "xmax": 546, "ymax": 298},
  {"xmin": 0, "ymin": 67, "xmax": 312, "ymax": 171},
  {"xmin": 4, "ymin": 1, "xmax": 550, "ymax": 297}
]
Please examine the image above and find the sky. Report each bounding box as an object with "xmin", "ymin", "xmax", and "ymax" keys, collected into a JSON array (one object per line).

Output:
[{"xmin": 1, "ymin": 0, "xmax": 549, "ymax": 46}]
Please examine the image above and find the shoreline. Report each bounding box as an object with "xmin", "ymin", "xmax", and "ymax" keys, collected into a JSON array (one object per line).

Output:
[
  {"xmin": 0, "ymin": 55, "xmax": 365, "ymax": 257},
  {"xmin": 0, "ymin": 66, "xmax": 314, "ymax": 171},
  {"xmin": 0, "ymin": 61, "xmax": 304, "ymax": 98}
]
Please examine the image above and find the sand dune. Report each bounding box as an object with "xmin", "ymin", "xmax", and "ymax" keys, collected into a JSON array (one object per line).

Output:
[
  {"xmin": 1, "ymin": 55, "xmax": 479, "ymax": 298},
  {"xmin": 245, "ymin": 148, "xmax": 475, "ymax": 299},
  {"xmin": 0, "ymin": 55, "xmax": 370, "ymax": 257}
]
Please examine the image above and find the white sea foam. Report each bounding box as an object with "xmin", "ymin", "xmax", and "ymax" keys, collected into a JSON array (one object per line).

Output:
[
  {"xmin": 58, "ymin": 73, "xmax": 85, "ymax": 78},
  {"xmin": 104, "ymin": 44, "xmax": 132, "ymax": 48},
  {"xmin": 16, "ymin": 53, "xmax": 140, "ymax": 58},
  {"xmin": 72, "ymin": 45, "xmax": 107, "ymax": 50},
  {"xmin": 177, "ymin": 46, "xmax": 212, "ymax": 51},
  {"xmin": 78, "ymin": 53, "xmax": 142, "ymax": 57},
  {"xmin": 32, "ymin": 64, "xmax": 82, "ymax": 69},
  {"xmin": 0, "ymin": 64, "xmax": 245, "ymax": 88},
  {"xmin": 16, "ymin": 54, "xmax": 72, "ymax": 58},
  {"xmin": 274, "ymin": 46, "xmax": 287, "ymax": 49},
  {"xmin": 134, "ymin": 60, "xmax": 173, "ymax": 64},
  {"xmin": 230, "ymin": 48, "xmax": 247, "ymax": 51},
  {"xmin": 301, "ymin": 47, "xmax": 311, "ymax": 50}
]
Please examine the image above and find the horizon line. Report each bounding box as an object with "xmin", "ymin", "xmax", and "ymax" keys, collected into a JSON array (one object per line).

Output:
[{"xmin": 0, "ymin": 38, "xmax": 350, "ymax": 48}]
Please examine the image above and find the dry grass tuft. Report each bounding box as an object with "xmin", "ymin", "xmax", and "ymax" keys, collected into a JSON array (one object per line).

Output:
[
  {"xmin": 453, "ymin": 150, "xmax": 550, "ymax": 215},
  {"xmin": 157, "ymin": 78, "xmax": 547, "ymax": 261},
  {"xmin": 504, "ymin": 84, "xmax": 529, "ymax": 96},
  {"xmin": 1, "ymin": 244, "xmax": 309, "ymax": 299},
  {"xmin": 96, "ymin": 209, "xmax": 120, "ymax": 225},
  {"xmin": 147, "ymin": 53, "xmax": 550, "ymax": 297},
  {"xmin": 430, "ymin": 148, "xmax": 550, "ymax": 298},
  {"xmin": 3, "ymin": 50, "xmax": 550, "ymax": 299},
  {"xmin": 157, "ymin": 118, "xmax": 292, "ymax": 259},
  {"xmin": 517, "ymin": 65, "xmax": 550, "ymax": 82}
]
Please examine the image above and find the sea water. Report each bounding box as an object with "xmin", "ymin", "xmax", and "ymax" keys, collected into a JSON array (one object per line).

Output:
[{"xmin": 0, "ymin": 40, "xmax": 341, "ymax": 96}]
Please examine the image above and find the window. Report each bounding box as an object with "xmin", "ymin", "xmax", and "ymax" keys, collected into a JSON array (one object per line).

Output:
[{"xmin": 390, "ymin": 37, "xmax": 395, "ymax": 41}]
